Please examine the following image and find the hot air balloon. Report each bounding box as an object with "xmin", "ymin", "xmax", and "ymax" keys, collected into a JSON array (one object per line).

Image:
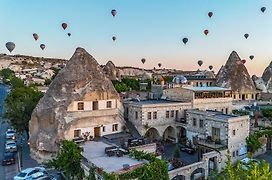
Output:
[
  {"xmin": 241, "ymin": 59, "xmax": 246, "ymax": 64},
  {"xmin": 112, "ymin": 36, "xmax": 116, "ymax": 41},
  {"xmin": 208, "ymin": 12, "xmax": 213, "ymax": 18},
  {"xmin": 244, "ymin": 34, "xmax": 249, "ymax": 39},
  {"xmin": 261, "ymin": 7, "xmax": 266, "ymax": 13},
  {"xmin": 141, "ymin": 58, "xmax": 146, "ymax": 64},
  {"xmin": 5, "ymin": 42, "xmax": 15, "ymax": 53},
  {"xmin": 182, "ymin": 38, "xmax": 188, "ymax": 45},
  {"xmin": 204, "ymin": 30, "xmax": 209, "ymax": 36},
  {"xmin": 158, "ymin": 63, "xmax": 162, "ymax": 68},
  {"xmin": 33, "ymin": 33, "xmax": 39, "ymax": 41},
  {"xmin": 249, "ymin": 55, "xmax": 254, "ymax": 60},
  {"xmin": 198, "ymin": 60, "xmax": 203, "ymax": 67},
  {"xmin": 111, "ymin": 9, "xmax": 117, "ymax": 17},
  {"xmin": 208, "ymin": 65, "xmax": 213, "ymax": 70},
  {"xmin": 40, "ymin": 44, "xmax": 46, "ymax": 50},
  {"xmin": 67, "ymin": 33, "xmax": 71, "ymax": 37},
  {"xmin": 62, "ymin": 23, "xmax": 68, "ymax": 30}
]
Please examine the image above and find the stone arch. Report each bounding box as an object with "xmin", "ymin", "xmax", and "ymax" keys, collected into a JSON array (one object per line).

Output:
[
  {"xmin": 190, "ymin": 168, "xmax": 205, "ymax": 180},
  {"xmin": 176, "ymin": 126, "xmax": 187, "ymax": 144},
  {"xmin": 172, "ymin": 175, "xmax": 186, "ymax": 180},
  {"xmin": 144, "ymin": 127, "xmax": 160, "ymax": 142},
  {"xmin": 163, "ymin": 126, "xmax": 176, "ymax": 142}
]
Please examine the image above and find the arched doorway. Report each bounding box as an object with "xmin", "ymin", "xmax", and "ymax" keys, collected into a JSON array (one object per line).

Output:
[
  {"xmin": 177, "ymin": 126, "xmax": 186, "ymax": 144},
  {"xmin": 172, "ymin": 175, "xmax": 186, "ymax": 180},
  {"xmin": 145, "ymin": 128, "xmax": 160, "ymax": 142},
  {"xmin": 191, "ymin": 168, "xmax": 205, "ymax": 180},
  {"xmin": 163, "ymin": 126, "xmax": 176, "ymax": 143}
]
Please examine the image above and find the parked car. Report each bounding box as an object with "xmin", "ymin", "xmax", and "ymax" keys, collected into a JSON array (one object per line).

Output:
[
  {"xmin": 5, "ymin": 140, "xmax": 17, "ymax": 152},
  {"xmin": 46, "ymin": 169, "xmax": 68, "ymax": 180},
  {"xmin": 13, "ymin": 167, "xmax": 46, "ymax": 180},
  {"xmin": 25, "ymin": 171, "xmax": 47, "ymax": 180},
  {"xmin": 2, "ymin": 152, "xmax": 16, "ymax": 165},
  {"xmin": 179, "ymin": 144, "xmax": 196, "ymax": 154},
  {"xmin": 240, "ymin": 157, "xmax": 260, "ymax": 170},
  {"xmin": 6, "ymin": 129, "xmax": 16, "ymax": 140}
]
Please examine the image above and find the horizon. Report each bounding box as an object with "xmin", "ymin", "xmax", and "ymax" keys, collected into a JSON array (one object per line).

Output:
[{"xmin": 1, "ymin": 0, "xmax": 272, "ymax": 76}]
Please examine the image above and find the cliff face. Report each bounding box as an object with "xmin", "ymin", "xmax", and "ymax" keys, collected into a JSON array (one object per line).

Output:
[
  {"xmin": 216, "ymin": 51, "xmax": 256, "ymax": 93},
  {"xmin": 103, "ymin": 61, "xmax": 119, "ymax": 80},
  {"xmin": 29, "ymin": 48, "xmax": 120, "ymax": 159},
  {"xmin": 262, "ymin": 61, "xmax": 272, "ymax": 93}
]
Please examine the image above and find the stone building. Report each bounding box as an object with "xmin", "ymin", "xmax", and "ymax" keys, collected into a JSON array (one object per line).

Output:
[{"xmin": 29, "ymin": 48, "xmax": 124, "ymax": 160}]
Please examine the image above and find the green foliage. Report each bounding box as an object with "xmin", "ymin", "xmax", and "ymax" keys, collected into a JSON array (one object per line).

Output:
[
  {"xmin": 163, "ymin": 76, "xmax": 174, "ymax": 83},
  {"xmin": 0, "ymin": 68, "xmax": 15, "ymax": 80},
  {"xmin": 46, "ymin": 140, "xmax": 84, "ymax": 180},
  {"xmin": 246, "ymin": 128, "xmax": 272, "ymax": 153},
  {"xmin": 215, "ymin": 154, "xmax": 272, "ymax": 180},
  {"xmin": 261, "ymin": 108, "xmax": 272, "ymax": 119},
  {"xmin": 4, "ymin": 86, "xmax": 43, "ymax": 133},
  {"xmin": 112, "ymin": 80, "xmax": 129, "ymax": 93},
  {"xmin": 10, "ymin": 77, "xmax": 25, "ymax": 88},
  {"xmin": 87, "ymin": 166, "xmax": 96, "ymax": 180},
  {"xmin": 173, "ymin": 144, "xmax": 180, "ymax": 159},
  {"xmin": 103, "ymin": 150, "xmax": 169, "ymax": 180},
  {"xmin": 122, "ymin": 78, "xmax": 140, "ymax": 91},
  {"xmin": 232, "ymin": 109, "xmax": 250, "ymax": 116}
]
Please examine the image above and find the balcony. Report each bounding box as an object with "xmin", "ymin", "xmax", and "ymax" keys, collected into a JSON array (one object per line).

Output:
[
  {"xmin": 67, "ymin": 108, "xmax": 119, "ymax": 119},
  {"xmin": 196, "ymin": 137, "xmax": 228, "ymax": 150}
]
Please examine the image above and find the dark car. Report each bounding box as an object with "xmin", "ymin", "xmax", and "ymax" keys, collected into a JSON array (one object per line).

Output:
[
  {"xmin": 179, "ymin": 144, "xmax": 196, "ymax": 154},
  {"xmin": 2, "ymin": 152, "xmax": 16, "ymax": 165}
]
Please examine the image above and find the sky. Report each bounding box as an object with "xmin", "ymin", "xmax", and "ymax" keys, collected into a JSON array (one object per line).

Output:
[{"xmin": 1, "ymin": 0, "xmax": 272, "ymax": 76}]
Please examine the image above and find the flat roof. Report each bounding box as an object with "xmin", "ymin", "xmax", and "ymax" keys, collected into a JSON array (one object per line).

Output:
[
  {"xmin": 188, "ymin": 109, "xmax": 239, "ymax": 120},
  {"xmin": 128, "ymin": 99, "xmax": 186, "ymax": 105},
  {"xmin": 82, "ymin": 141, "xmax": 145, "ymax": 173},
  {"xmin": 183, "ymin": 86, "xmax": 231, "ymax": 92}
]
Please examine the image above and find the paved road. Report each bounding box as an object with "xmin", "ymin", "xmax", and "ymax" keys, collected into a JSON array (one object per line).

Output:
[{"xmin": 0, "ymin": 85, "xmax": 38, "ymax": 180}]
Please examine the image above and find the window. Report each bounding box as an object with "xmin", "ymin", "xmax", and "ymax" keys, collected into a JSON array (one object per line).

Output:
[
  {"xmin": 193, "ymin": 118, "xmax": 197, "ymax": 126},
  {"xmin": 236, "ymin": 150, "xmax": 238, "ymax": 156},
  {"xmin": 232, "ymin": 151, "xmax": 236, "ymax": 157},
  {"xmin": 74, "ymin": 129, "xmax": 81, "ymax": 138},
  {"xmin": 166, "ymin": 111, "xmax": 170, "ymax": 118},
  {"xmin": 153, "ymin": 112, "xmax": 157, "ymax": 119},
  {"xmin": 93, "ymin": 101, "xmax": 98, "ymax": 110},
  {"xmin": 232, "ymin": 129, "xmax": 236, "ymax": 136},
  {"xmin": 106, "ymin": 101, "xmax": 112, "ymax": 108},
  {"xmin": 147, "ymin": 112, "xmax": 152, "ymax": 120},
  {"xmin": 251, "ymin": 94, "xmax": 254, "ymax": 99},
  {"xmin": 226, "ymin": 108, "xmax": 228, "ymax": 114},
  {"xmin": 102, "ymin": 126, "xmax": 106, "ymax": 132},
  {"xmin": 171, "ymin": 110, "xmax": 175, "ymax": 118},
  {"xmin": 112, "ymin": 124, "xmax": 118, "ymax": 132},
  {"xmin": 196, "ymin": 82, "xmax": 199, "ymax": 86},
  {"xmin": 135, "ymin": 111, "xmax": 138, "ymax": 119},
  {"xmin": 77, "ymin": 102, "xmax": 84, "ymax": 110},
  {"xmin": 234, "ymin": 94, "xmax": 236, "ymax": 99},
  {"xmin": 199, "ymin": 119, "xmax": 204, "ymax": 128}
]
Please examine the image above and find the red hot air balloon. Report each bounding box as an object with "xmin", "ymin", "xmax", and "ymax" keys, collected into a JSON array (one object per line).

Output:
[
  {"xmin": 62, "ymin": 23, "xmax": 68, "ymax": 30},
  {"xmin": 241, "ymin": 59, "xmax": 246, "ymax": 64},
  {"xmin": 33, "ymin": 33, "xmax": 39, "ymax": 41},
  {"xmin": 40, "ymin": 44, "xmax": 46, "ymax": 50},
  {"xmin": 208, "ymin": 12, "xmax": 213, "ymax": 18},
  {"xmin": 204, "ymin": 30, "xmax": 209, "ymax": 36},
  {"xmin": 111, "ymin": 9, "xmax": 117, "ymax": 17}
]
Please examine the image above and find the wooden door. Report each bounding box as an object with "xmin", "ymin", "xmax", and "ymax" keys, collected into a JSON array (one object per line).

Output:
[{"xmin": 94, "ymin": 127, "xmax": 100, "ymax": 138}]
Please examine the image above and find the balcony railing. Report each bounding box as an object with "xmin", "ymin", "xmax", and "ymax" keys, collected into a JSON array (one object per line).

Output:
[{"xmin": 196, "ymin": 137, "xmax": 228, "ymax": 150}]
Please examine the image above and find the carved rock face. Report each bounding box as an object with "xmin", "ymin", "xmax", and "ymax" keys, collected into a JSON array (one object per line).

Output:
[
  {"xmin": 262, "ymin": 61, "xmax": 272, "ymax": 93},
  {"xmin": 29, "ymin": 48, "xmax": 120, "ymax": 158},
  {"xmin": 252, "ymin": 75, "xmax": 267, "ymax": 93},
  {"xmin": 216, "ymin": 51, "xmax": 256, "ymax": 93}
]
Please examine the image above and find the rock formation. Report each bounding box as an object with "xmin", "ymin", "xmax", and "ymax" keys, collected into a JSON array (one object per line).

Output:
[
  {"xmin": 29, "ymin": 48, "xmax": 120, "ymax": 160},
  {"xmin": 262, "ymin": 61, "xmax": 272, "ymax": 93},
  {"xmin": 103, "ymin": 60, "xmax": 120, "ymax": 80},
  {"xmin": 252, "ymin": 75, "xmax": 267, "ymax": 93},
  {"xmin": 216, "ymin": 51, "xmax": 256, "ymax": 93}
]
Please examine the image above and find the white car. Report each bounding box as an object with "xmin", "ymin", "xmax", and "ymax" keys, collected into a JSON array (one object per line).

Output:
[
  {"xmin": 6, "ymin": 129, "xmax": 16, "ymax": 140},
  {"xmin": 240, "ymin": 157, "xmax": 260, "ymax": 170},
  {"xmin": 5, "ymin": 140, "xmax": 17, "ymax": 152},
  {"xmin": 13, "ymin": 167, "xmax": 46, "ymax": 180}
]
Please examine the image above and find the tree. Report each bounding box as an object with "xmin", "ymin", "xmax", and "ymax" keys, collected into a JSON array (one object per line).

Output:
[
  {"xmin": 87, "ymin": 166, "xmax": 96, "ymax": 180},
  {"xmin": 46, "ymin": 140, "xmax": 84, "ymax": 179},
  {"xmin": 5, "ymin": 86, "xmax": 43, "ymax": 135},
  {"xmin": 10, "ymin": 77, "xmax": 25, "ymax": 88}
]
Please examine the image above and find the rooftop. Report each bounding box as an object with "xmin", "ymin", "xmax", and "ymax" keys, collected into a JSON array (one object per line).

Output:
[
  {"xmin": 128, "ymin": 99, "xmax": 186, "ymax": 105},
  {"xmin": 81, "ymin": 141, "xmax": 145, "ymax": 173},
  {"xmin": 183, "ymin": 86, "xmax": 231, "ymax": 92},
  {"xmin": 188, "ymin": 109, "xmax": 239, "ymax": 120}
]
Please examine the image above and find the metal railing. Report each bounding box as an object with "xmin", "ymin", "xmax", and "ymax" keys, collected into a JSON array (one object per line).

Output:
[{"xmin": 196, "ymin": 137, "xmax": 228, "ymax": 150}]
